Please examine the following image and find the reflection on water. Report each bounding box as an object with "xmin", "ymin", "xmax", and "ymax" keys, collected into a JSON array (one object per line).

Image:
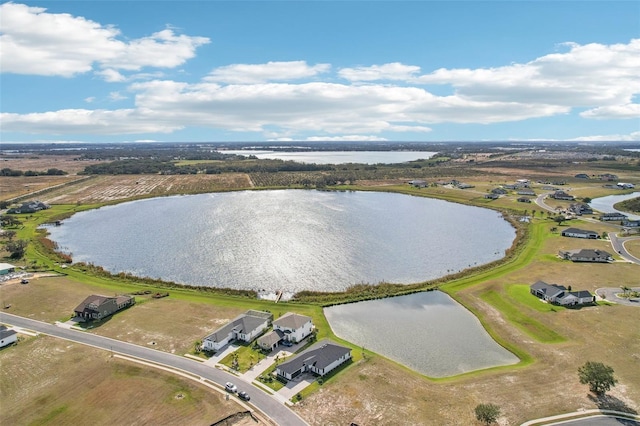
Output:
[
  {"xmin": 48, "ymin": 190, "xmax": 515, "ymax": 297},
  {"xmin": 324, "ymin": 291, "xmax": 519, "ymax": 377}
]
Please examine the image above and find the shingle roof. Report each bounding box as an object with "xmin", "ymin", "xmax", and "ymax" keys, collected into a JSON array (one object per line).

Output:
[
  {"xmin": 257, "ymin": 329, "xmax": 285, "ymax": 347},
  {"xmin": 273, "ymin": 312, "xmax": 312, "ymax": 330},
  {"xmin": 530, "ymin": 280, "xmax": 566, "ymax": 295},
  {"xmin": 277, "ymin": 340, "xmax": 351, "ymax": 375},
  {"xmin": 204, "ymin": 311, "xmax": 270, "ymax": 343},
  {"xmin": 0, "ymin": 325, "xmax": 17, "ymax": 340}
]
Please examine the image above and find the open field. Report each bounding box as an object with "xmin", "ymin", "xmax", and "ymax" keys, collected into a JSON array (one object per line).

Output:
[
  {"xmin": 0, "ymin": 335, "xmax": 258, "ymax": 426},
  {"xmin": 1, "ymin": 146, "xmax": 639, "ymax": 425}
]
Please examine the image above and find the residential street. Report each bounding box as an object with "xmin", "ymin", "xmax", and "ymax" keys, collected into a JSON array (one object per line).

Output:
[{"xmin": 0, "ymin": 312, "xmax": 308, "ymax": 426}]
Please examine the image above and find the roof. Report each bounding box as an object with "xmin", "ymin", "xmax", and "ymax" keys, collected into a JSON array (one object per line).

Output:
[
  {"xmin": 562, "ymin": 228, "xmax": 596, "ymax": 235},
  {"xmin": 74, "ymin": 294, "xmax": 112, "ymax": 312},
  {"xmin": 257, "ymin": 329, "xmax": 285, "ymax": 347},
  {"xmin": 0, "ymin": 325, "xmax": 17, "ymax": 340},
  {"xmin": 569, "ymin": 249, "xmax": 612, "ymax": 258},
  {"xmin": 0, "ymin": 263, "xmax": 16, "ymax": 271},
  {"xmin": 530, "ymin": 280, "xmax": 566, "ymax": 295},
  {"xmin": 204, "ymin": 311, "xmax": 270, "ymax": 342},
  {"xmin": 569, "ymin": 290, "xmax": 593, "ymax": 298},
  {"xmin": 277, "ymin": 340, "xmax": 351, "ymax": 375},
  {"xmin": 273, "ymin": 312, "xmax": 312, "ymax": 330}
]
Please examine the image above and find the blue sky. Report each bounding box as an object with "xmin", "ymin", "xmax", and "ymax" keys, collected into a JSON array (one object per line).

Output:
[{"xmin": 1, "ymin": 1, "xmax": 639, "ymax": 143}]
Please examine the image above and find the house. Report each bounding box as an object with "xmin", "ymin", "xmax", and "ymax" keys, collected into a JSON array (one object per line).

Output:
[
  {"xmin": 561, "ymin": 228, "xmax": 598, "ymax": 239},
  {"xmin": 599, "ymin": 173, "xmax": 618, "ymax": 181},
  {"xmin": 276, "ymin": 340, "xmax": 352, "ymax": 382},
  {"xmin": 484, "ymin": 194, "xmax": 499, "ymax": 200},
  {"xmin": 517, "ymin": 189, "xmax": 536, "ymax": 196},
  {"xmin": 574, "ymin": 173, "xmax": 590, "ymax": 179},
  {"xmin": 530, "ymin": 281, "xmax": 593, "ymax": 306},
  {"xmin": 6, "ymin": 200, "xmax": 50, "ymax": 214},
  {"xmin": 599, "ymin": 212, "xmax": 628, "ymax": 221},
  {"xmin": 530, "ymin": 281, "xmax": 567, "ymax": 303},
  {"xmin": 273, "ymin": 312, "xmax": 314, "ymax": 344},
  {"xmin": 0, "ymin": 263, "xmax": 16, "ymax": 275},
  {"xmin": 457, "ymin": 183, "xmax": 475, "ymax": 189},
  {"xmin": 568, "ymin": 203, "xmax": 593, "ymax": 216},
  {"xmin": 202, "ymin": 310, "xmax": 272, "ymax": 352},
  {"xmin": 617, "ymin": 182, "xmax": 635, "ymax": 189},
  {"xmin": 622, "ymin": 220, "xmax": 640, "ymax": 228},
  {"xmin": 257, "ymin": 329, "xmax": 285, "ymax": 352},
  {"xmin": 517, "ymin": 197, "xmax": 532, "ymax": 203},
  {"xmin": 0, "ymin": 325, "xmax": 18, "ymax": 348},
  {"xmin": 551, "ymin": 191, "xmax": 575, "ymax": 201},
  {"xmin": 557, "ymin": 290, "xmax": 594, "ymax": 306},
  {"xmin": 491, "ymin": 188, "xmax": 508, "ymax": 195},
  {"xmin": 559, "ymin": 249, "xmax": 613, "ymax": 263},
  {"xmin": 73, "ymin": 294, "xmax": 135, "ymax": 322},
  {"xmin": 407, "ymin": 180, "xmax": 427, "ymax": 188}
]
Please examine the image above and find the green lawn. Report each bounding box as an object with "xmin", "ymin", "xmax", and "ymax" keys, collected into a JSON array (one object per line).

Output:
[
  {"xmin": 480, "ymin": 290, "xmax": 565, "ymax": 343},
  {"xmin": 507, "ymin": 284, "xmax": 565, "ymax": 313}
]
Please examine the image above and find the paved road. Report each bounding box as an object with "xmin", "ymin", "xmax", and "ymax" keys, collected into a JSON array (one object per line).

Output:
[
  {"xmin": 608, "ymin": 232, "xmax": 640, "ymax": 266},
  {"xmin": 0, "ymin": 312, "xmax": 307, "ymax": 426},
  {"xmin": 544, "ymin": 416, "xmax": 640, "ymax": 425}
]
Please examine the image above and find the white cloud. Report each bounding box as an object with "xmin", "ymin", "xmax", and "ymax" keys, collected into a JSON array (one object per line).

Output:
[
  {"xmin": 339, "ymin": 63, "xmax": 421, "ymax": 81},
  {"xmin": 0, "ymin": 2, "xmax": 209, "ymax": 78},
  {"xmin": 109, "ymin": 92, "xmax": 127, "ymax": 101},
  {"xmin": 580, "ymin": 104, "xmax": 640, "ymax": 120},
  {"xmin": 84, "ymin": 97, "xmax": 95, "ymax": 103},
  {"xmin": 204, "ymin": 61, "xmax": 330, "ymax": 84},
  {"xmin": 304, "ymin": 135, "xmax": 389, "ymax": 141},
  {"xmin": 96, "ymin": 69, "xmax": 126, "ymax": 83},
  {"xmin": 568, "ymin": 131, "xmax": 640, "ymax": 142}
]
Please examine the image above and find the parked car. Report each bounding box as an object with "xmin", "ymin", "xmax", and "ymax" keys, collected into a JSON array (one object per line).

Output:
[
  {"xmin": 237, "ymin": 391, "xmax": 250, "ymax": 401},
  {"xmin": 20, "ymin": 279, "xmax": 29, "ymax": 284},
  {"xmin": 281, "ymin": 340, "xmax": 293, "ymax": 347},
  {"xmin": 225, "ymin": 382, "xmax": 237, "ymax": 393}
]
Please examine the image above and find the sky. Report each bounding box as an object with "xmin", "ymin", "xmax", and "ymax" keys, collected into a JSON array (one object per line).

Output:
[{"xmin": 1, "ymin": 1, "xmax": 639, "ymax": 144}]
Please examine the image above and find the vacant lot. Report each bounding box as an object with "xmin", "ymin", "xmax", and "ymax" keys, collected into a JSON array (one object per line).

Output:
[{"xmin": 0, "ymin": 335, "xmax": 254, "ymax": 426}]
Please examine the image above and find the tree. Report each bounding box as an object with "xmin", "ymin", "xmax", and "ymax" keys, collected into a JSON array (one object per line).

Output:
[
  {"xmin": 0, "ymin": 215, "xmax": 22, "ymax": 228},
  {"xmin": 475, "ymin": 403, "xmax": 501, "ymax": 425},
  {"xmin": 553, "ymin": 215, "xmax": 565, "ymax": 226},
  {"xmin": 578, "ymin": 361, "xmax": 618, "ymax": 396},
  {"xmin": 6, "ymin": 240, "xmax": 27, "ymax": 259}
]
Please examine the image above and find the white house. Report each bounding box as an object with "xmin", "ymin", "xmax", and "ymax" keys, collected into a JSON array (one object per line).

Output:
[
  {"xmin": 530, "ymin": 281, "xmax": 566, "ymax": 303},
  {"xmin": 557, "ymin": 291, "xmax": 594, "ymax": 306},
  {"xmin": 273, "ymin": 312, "xmax": 314, "ymax": 343},
  {"xmin": 276, "ymin": 340, "xmax": 351, "ymax": 381},
  {"xmin": 561, "ymin": 228, "xmax": 598, "ymax": 239},
  {"xmin": 0, "ymin": 263, "xmax": 16, "ymax": 275},
  {"xmin": 0, "ymin": 325, "xmax": 18, "ymax": 348},
  {"xmin": 202, "ymin": 310, "xmax": 272, "ymax": 352}
]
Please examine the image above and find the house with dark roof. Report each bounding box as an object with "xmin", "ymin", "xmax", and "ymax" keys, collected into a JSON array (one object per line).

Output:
[
  {"xmin": 407, "ymin": 180, "xmax": 427, "ymax": 188},
  {"xmin": 517, "ymin": 197, "xmax": 532, "ymax": 203},
  {"xmin": 599, "ymin": 212, "xmax": 628, "ymax": 222},
  {"xmin": 568, "ymin": 203, "xmax": 593, "ymax": 216},
  {"xmin": 7, "ymin": 200, "xmax": 50, "ymax": 214},
  {"xmin": 551, "ymin": 191, "xmax": 575, "ymax": 201},
  {"xmin": 559, "ymin": 249, "xmax": 613, "ymax": 263},
  {"xmin": 0, "ymin": 325, "xmax": 18, "ymax": 348},
  {"xmin": 257, "ymin": 329, "xmax": 285, "ymax": 352},
  {"xmin": 622, "ymin": 220, "xmax": 640, "ymax": 228},
  {"xmin": 276, "ymin": 340, "xmax": 352, "ymax": 381},
  {"xmin": 529, "ymin": 281, "xmax": 593, "ymax": 306},
  {"xmin": 530, "ymin": 281, "xmax": 566, "ymax": 303},
  {"xmin": 561, "ymin": 228, "xmax": 598, "ymax": 239},
  {"xmin": 73, "ymin": 294, "xmax": 135, "ymax": 322},
  {"xmin": 202, "ymin": 310, "xmax": 272, "ymax": 352}
]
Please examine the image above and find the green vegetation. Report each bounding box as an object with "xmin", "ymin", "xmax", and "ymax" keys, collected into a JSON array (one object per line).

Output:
[
  {"xmin": 578, "ymin": 361, "xmax": 618, "ymax": 396},
  {"xmin": 475, "ymin": 403, "xmax": 501, "ymax": 425},
  {"xmin": 480, "ymin": 290, "xmax": 565, "ymax": 343},
  {"xmin": 615, "ymin": 196, "xmax": 640, "ymax": 214}
]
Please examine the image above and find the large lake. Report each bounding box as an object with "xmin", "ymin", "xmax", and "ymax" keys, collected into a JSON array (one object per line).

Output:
[
  {"xmin": 589, "ymin": 191, "xmax": 640, "ymax": 220},
  {"xmin": 220, "ymin": 150, "xmax": 437, "ymax": 164},
  {"xmin": 48, "ymin": 190, "xmax": 515, "ymax": 298},
  {"xmin": 324, "ymin": 291, "xmax": 519, "ymax": 377}
]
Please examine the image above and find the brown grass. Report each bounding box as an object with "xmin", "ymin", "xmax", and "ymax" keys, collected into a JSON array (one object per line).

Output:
[{"xmin": 0, "ymin": 336, "xmax": 251, "ymax": 426}]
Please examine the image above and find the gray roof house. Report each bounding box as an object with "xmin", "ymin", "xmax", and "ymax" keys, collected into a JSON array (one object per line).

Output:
[
  {"xmin": 73, "ymin": 294, "xmax": 135, "ymax": 322},
  {"xmin": 257, "ymin": 329, "xmax": 285, "ymax": 351},
  {"xmin": 559, "ymin": 249, "xmax": 613, "ymax": 263},
  {"xmin": 202, "ymin": 310, "xmax": 273, "ymax": 352},
  {"xmin": 530, "ymin": 281, "xmax": 567, "ymax": 302},
  {"xmin": 561, "ymin": 228, "xmax": 598, "ymax": 239},
  {"xmin": 0, "ymin": 325, "xmax": 18, "ymax": 348},
  {"xmin": 599, "ymin": 212, "xmax": 628, "ymax": 221},
  {"xmin": 276, "ymin": 340, "xmax": 352, "ymax": 381}
]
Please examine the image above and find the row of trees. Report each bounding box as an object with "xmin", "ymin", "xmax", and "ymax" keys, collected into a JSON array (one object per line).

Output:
[
  {"xmin": 475, "ymin": 361, "xmax": 617, "ymax": 424},
  {"xmin": 1, "ymin": 167, "xmax": 67, "ymax": 176}
]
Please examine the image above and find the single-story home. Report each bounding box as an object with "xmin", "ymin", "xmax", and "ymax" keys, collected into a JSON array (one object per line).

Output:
[
  {"xmin": 561, "ymin": 228, "xmax": 598, "ymax": 239},
  {"xmin": 529, "ymin": 281, "xmax": 593, "ymax": 306},
  {"xmin": 517, "ymin": 197, "xmax": 532, "ymax": 203},
  {"xmin": 6, "ymin": 200, "xmax": 50, "ymax": 214},
  {"xmin": 551, "ymin": 191, "xmax": 575, "ymax": 201},
  {"xmin": 599, "ymin": 212, "xmax": 628, "ymax": 221},
  {"xmin": 257, "ymin": 329, "xmax": 285, "ymax": 352},
  {"xmin": 407, "ymin": 180, "xmax": 427, "ymax": 188},
  {"xmin": 517, "ymin": 189, "xmax": 536, "ymax": 196},
  {"xmin": 622, "ymin": 220, "xmax": 640, "ymax": 228},
  {"xmin": 568, "ymin": 203, "xmax": 593, "ymax": 216},
  {"xmin": 617, "ymin": 182, "xmax": 635, "ymax": 189},
  {"xmin": 559, "ymin": 249, "xmax": 613, "ymax": 263},
  {"xmin": 202, "ymin": 310, "xmax": 273, "ymax": 352},
  {"xmin": 276, "ymin": 340, "xmax": 352, "ymax": 381},
  {"xmin": 0, "ymin": 325, "xmax": 18, "ymax": 348},
  {"xmin": 73, "ymin": 294, "xmax": 135, "ymax": 322},
  {"xmin": 575, "ymin": 173, "xmax": 590, "ymax": 179},
  {"xmin": 485, "ymin": 194, "xmax": 499, "ymax": 200},
  {"xmin": 0, "ymin": 263, "xmax": 16, "ymax": 275}
]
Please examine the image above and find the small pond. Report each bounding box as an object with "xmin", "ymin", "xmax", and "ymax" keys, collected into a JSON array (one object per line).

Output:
[
  {"xmin": 324, "ymin": 291, "xmax": 519, "ymax": 377},
  {"xmin": 589, "ymin": 191, "xmax": 640, "ymax": 220}
]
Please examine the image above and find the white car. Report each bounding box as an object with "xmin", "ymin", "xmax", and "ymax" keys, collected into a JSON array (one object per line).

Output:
[{"xmin": 225, "ymin": 382, "xmax": 237, "ymax": 393}]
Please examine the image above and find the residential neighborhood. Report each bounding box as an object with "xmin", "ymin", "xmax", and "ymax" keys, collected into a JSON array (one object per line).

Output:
[
  {"xmin": 202, "ymin": 310, "xmax": 273, "ymax": 352},
  {"xmin": 275, "ymin": 340, "xmax": 352, "ymax": 382}
]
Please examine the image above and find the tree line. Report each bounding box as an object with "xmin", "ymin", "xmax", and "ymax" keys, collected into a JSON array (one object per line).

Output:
[{"xmin": 1, "ymin": 168, "xmax": 67, "ymax": 177}]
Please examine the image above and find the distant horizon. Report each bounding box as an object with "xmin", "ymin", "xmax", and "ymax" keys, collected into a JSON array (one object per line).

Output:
[{"xmin": 2, "ymin": 1, "xmax": 639, "ymax": 143}]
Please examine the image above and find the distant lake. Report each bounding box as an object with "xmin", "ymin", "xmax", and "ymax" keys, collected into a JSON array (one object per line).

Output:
[
  {"xmin": 589, "ymin": 191, "xmax": 640, "ymax": 220},
  {"xmin": 325, "ymin": 291, "xmax": 519, "ymax": 377},
  {"xmin": 220, "ymin": 150, "xmax": 437, "ymax": 164},
  {"xmin": 48, "ymin": 190, "xmax": 515, "ymax": 298}
]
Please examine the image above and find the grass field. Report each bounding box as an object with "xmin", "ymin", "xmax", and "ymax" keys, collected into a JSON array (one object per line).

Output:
[{"xmin": 1, "ymin": 152, "xmax": 639, "ymax": 425}]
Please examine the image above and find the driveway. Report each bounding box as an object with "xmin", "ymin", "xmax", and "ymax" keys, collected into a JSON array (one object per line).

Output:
[
  {"xmin": 595, "ymin": 288, "xmax": 640, "ymax": 306},
  {"xmin": 277, "ymin": 372, "xmax": 316, "ymax": 400}
]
